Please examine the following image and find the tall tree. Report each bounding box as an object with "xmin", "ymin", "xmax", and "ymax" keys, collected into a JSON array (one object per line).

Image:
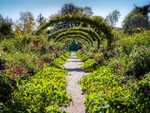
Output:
[
  {"xmin": 105, "ymin": 10, "xmax": 120, "ymax": 27},
  {"xmin": 51, "ymin": 4, "xmax": 93, "ymax": 32},
  {"xmin": 0, "ymin": 15, "xmax": 14, "ymax": 39},
  {"xmin": 15, "ymin": 23, "xmax": 24, "ymax": 37},
  {"xmin": 123, "ymin": 4, "xmax": 150, "ymax": 34},
  {"xmin": 19, "ymin": 12, "xmax": 35, "ymax": 33},
  {"xmin": 60, "ymin": 3, "xmax": 80, "ymax": 15},
  {"xmin": 36, "ymin": 14, "xmax": 46, "ymax": 28},
  {"xmin": 60, "ymin": 3, "xmax": 93, "ymax": 16},
  {"xmin": 83, "ymin": 7, "xmax": 93, "ymax": 16}
]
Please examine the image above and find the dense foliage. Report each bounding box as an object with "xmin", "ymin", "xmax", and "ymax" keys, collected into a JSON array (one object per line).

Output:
[
  {"xmin": 12, "ymin": 66, "xmax": 69, "ymax": 113},
  {"xmin": 81, "ymin": 66, "xmax": 150, "ymax": 113},
  {"xmin": 78, "ymin": 21, "xmax": 150, "ymax": 113},
  {"xmin": 0, "ymin": 15, "xmax": 70, "ymax": 112},
  {"xmin": 0, "ymin": 52, "xmax": 70, "ymax": 113},
  {"xmin": 0, "ymin": 15, "xmax": 14, "ymax": 39},
  {"xmin": 123, "ymin": 4, "xmax": 150, "ymax": 34},
  {"xmin": 0, "ymin": 34, "xmax": 66, "ymax": 79}
]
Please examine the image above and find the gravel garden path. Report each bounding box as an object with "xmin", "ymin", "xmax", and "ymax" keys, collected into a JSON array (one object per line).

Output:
[{"xmin": 64, "ymin": 52, "xmax": 88, "ymax": 113}]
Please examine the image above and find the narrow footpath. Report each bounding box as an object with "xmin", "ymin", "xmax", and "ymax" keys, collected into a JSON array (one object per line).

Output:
[{"xmin": 64, "ymin": 52, "xmax": 88, "ymax": 113}]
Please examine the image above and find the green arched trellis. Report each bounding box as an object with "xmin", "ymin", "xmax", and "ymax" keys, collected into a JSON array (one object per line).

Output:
[
  {"xmin": 55, "ymin": 34, "xmax": 94, "ymax": 47},
  {"xmin": 37, "ymin": 15, "xmax": 113, "ymax": 49},
  {"xmin": 57, "ymin": 36, "xmax": 91, "ymax": 49},
  {"xmin": 48, "ymin": 27, "xmax": 101, "ymax": 48},
  {"xmin": 51, "ymin": 31, "xmax": 98, "ymax": 47}
]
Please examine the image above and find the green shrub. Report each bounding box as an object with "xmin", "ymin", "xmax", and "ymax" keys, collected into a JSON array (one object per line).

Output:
[
  {"xmin": 45, "ymin": 105, "xmax": 63, "ymax": 113},
  {"xmin": 0, "ymin": 102, "xmax": 10, "ymax": 113},
  {"xmin": 132, "ymin": 73, "xmax": 150, "ymax": 113},
  {"xmin": 82, "ymin": 59, "xmax": 97, "ymax": 72},
  {"xmin": 0, "ymin": 34, "xmax": 69, "ymax": 112},
  {"xmin": 81, "ymin": 66, "xmax": 134, "ymax": 113},
  {"xmin": 92, "ymin": 52, "xmax": 105, "ymax": 64},
  {"xmin": 4, "ymin": 52, "xmax": 38, "ymax": 78},
  {"xmin": 0, "ymin": 75, "xmax": 15, "ymax": 103},
  {"xmin": 77, "ymin": 51, "xmax": 88, "ymax": 61},
  {"xmin": 81, "ymin": 66, "xmax": 124, "ymax": 94},
  {"xmin": 107, "ymin": 56, "xmax": 129, "ymax": 75},
  {"xmin": 51, "ymin": 52, "xmax": 70, "ymax": 68},
  {"xmin": 11, "ymin": 66, "xmax": 70, "ymax": 113},
  {"xmin": 119, "ymin": 32, "xmax": 150, "ymax": 55},
  {"xmin": 0, "ymin": 58, "xmax": 6, "ymax": 71},
  {"xmin": 126, "ymin": 46, "xmax": 150, "ymax": 78}
]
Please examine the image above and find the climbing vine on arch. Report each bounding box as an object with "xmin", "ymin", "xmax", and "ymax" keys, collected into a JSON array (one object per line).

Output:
[{"xmin": 36, "ymin": 15, "xmax": 114, "ymax": 50}]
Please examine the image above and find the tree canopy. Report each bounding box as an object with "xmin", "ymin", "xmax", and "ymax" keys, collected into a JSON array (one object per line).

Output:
[
  {"xmin": 105, "ymin": 10, "xmax": 120, "ymax": 27},
  {"xmin": 0, "ymin": 15, "xmax": 14, "ymax": 39},
  {"xmin": 123, "ymin": 4, "xmax": 150, "ymax": 34}
]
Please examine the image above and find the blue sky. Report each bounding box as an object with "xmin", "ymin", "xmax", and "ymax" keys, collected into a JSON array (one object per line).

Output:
[{"xmin": 0, "ymin": 0, "xmax": 149, "ymax": 27}]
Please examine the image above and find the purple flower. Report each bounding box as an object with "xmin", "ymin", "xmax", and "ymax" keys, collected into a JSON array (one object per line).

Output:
[{"xmin": 144, "ymin": 88, "xmax": 150, "ymax": 94}]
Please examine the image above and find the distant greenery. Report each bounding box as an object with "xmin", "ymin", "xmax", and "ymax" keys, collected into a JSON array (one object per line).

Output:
[
  {"xmin": 105, "ymin": 9, "xmax": 120, "ymax": 27},
  {"xmin": 77, "ymin": 50, "xmax": 89, "ymax": 61},
  {"xmin": 77, "ymin": 50, "xmax": 105, "ymax": 72},
  {"xmin": 123, "ymin": 4, "xmax": 150, "ymax": 34},
  {"xmin": 67, "ymin": 40, "xmax": 81, "ymax": 51},
  {"xmin": 0, "ymin": 14, "xmax": 14, "ymax": 39},
  {"xmin": 51, "ymin": 52, "xmax": 70, "ymax": 68}
]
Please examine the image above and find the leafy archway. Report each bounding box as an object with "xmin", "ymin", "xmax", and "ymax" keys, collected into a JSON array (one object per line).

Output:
[
  {"xmin": 55, "ymin": 34, "xmax": 93, "ymax": 48},
  {"xmin": 36, "ymin": 15, "xmax": 113, "ymax": 49},
  {"xmin": 60, "ymin": 38, "xmax": 89, "ymax": 50},
  {"xmin": 48, "ymin": 27, "xmax": 101, "ymax": 48}
]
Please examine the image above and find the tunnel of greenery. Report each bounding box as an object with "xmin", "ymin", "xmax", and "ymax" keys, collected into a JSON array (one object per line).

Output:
[{"xmin": 37, "ymin": 15, "xmax": 114, "ymax": 50}]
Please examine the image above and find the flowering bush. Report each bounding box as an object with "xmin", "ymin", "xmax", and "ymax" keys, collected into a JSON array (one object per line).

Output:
[
  {"xmin": 132, "ymin": 73, "xmax": 150, "ymax": 113},
  {"xmin": 126, "ymin": 46, "xmax": 150, "ymax": 78},
  {"xmin": 107, "ymin": 56, "xmax": 129, "ymax": 75}
]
